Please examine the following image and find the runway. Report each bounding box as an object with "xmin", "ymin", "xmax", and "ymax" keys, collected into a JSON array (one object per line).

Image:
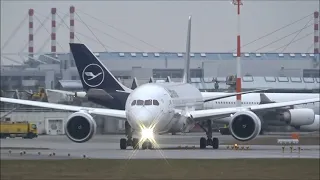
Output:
[{"xmin": 1, "ymin": 133, "xmax": 319, "ymax": 160}]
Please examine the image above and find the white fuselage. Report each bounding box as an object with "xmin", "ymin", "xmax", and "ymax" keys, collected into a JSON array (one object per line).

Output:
[
  {"xmin": 125, "ymin": 83, "xmax": 203, "ymax": 134},
  {"xmin": 124, "ymin": 82, "xmax": 319, "ymax": 134}
]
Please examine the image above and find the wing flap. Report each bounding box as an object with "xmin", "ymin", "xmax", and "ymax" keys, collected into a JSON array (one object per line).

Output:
[{"xmin": 0, "ymin": 97, "xmax": 126, "ymax": 119}]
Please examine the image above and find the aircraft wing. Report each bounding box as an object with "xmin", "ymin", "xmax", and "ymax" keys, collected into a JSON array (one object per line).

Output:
[
  {"xmin": 0, "ymin": 97, "xmax": 126, "ymax": 119},
  {"xmin": 201, "ymin": 89, "xmax": 268, "ymax": 102},
  {"xmin": 190, "ymin": 98, "xmax": 319, "ymax": 120}
]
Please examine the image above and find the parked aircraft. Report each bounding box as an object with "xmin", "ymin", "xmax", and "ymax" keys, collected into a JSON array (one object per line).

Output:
[{"xmin": 1, "ymin": 16, "xmax": 319, "ymax": 150}]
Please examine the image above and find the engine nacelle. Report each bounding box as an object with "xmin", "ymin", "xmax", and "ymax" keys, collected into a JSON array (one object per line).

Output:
[
  {"xmin": 299, "ymin": 115, "xmax": 320, "ymax": 132},
  {"xmin": 266, "ymin": 120, "xmax": 287, "ymax": 126},
  {"xmin": 280, "ymin": 108, "xmax": 315, "ymax": 126},
  {"xmin": 229, "ymin": 111, "xmax": 261, "ymax": 141},
  {"xmin": 65, "ymin": 111, "xmax": 97, "ymax": 143}
]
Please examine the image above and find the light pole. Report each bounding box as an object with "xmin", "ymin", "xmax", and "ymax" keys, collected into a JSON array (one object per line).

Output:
[{"xmin": 232, "ymin": 0, "xmax": 243, "ymax": 107}]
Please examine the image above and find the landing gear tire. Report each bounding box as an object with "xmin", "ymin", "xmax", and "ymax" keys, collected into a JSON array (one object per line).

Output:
[
  {"xmin": 200, "ymin": 137, "xmax": 207, "ymax": 149},
  {"xmin": 120, "ymin": 138, "xmax": 127, "ymax": 149},
  {"xmin": 132, "ymin": 138, "xmax": 139, "ymax": 150},
  {"xmin": 120, "ymin": 121, "xmax": 136, "ymax": 150},
  {"xmin": 212, "ymin": 138, "xmax": 219, "ymax": 149}
]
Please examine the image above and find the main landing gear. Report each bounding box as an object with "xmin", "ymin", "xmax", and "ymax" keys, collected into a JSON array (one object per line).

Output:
[
  {"xmin": 198, "ymin": 120, "xmax": 219, "ymax": 149},
  {"xmin": 120, "ymin": 121, "xmax": 153, "ymax": 150}
]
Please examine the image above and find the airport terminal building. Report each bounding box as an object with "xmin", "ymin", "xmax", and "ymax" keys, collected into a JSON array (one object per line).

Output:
[{"xmin": 1, "ymin": 52, "xmax": 319, "ymax": 92}]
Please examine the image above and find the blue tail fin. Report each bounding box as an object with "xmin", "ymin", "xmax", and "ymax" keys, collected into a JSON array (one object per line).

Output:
[{"xmin": 69, "ymin": 43, "xmax": 131, "ymax": 92}]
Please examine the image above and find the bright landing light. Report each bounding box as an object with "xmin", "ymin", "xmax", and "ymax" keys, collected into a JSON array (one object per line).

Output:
[{"xmin": 141, "ymin": 128, "xmax": 154, "ymax": 140}]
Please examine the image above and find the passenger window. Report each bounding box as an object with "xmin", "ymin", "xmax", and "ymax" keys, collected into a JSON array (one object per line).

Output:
[
  {"xmin": 153, "ymin": 100, "xmax": 159, "ymax": 106},
  {"xmin": 137, "ymin": 100, "xmax": 144, "ymax": 106},
  {"xmin": 145, "ymin": 100, "xmax": 152, "ymax": 105},
  {"xmin": 131, "ymin": 100, "xmax": 136, "ymax": 106},
  {"xmin": 32, "ymin": 124, "xmax": 37, "ymax": 129}
]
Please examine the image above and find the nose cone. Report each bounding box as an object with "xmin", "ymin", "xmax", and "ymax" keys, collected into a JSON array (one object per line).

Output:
[{"xmin": 128, "ymin": 108, "xmax": 159, "ymax": 129}]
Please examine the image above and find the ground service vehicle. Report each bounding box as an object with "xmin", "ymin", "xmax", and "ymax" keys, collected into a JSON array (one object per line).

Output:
[{"xmin": 0, "ymin": 121, "xmax": 38, "ymax": 139}]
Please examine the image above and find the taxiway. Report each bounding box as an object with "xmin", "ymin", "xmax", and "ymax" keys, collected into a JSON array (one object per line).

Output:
[{"xmin": 1, "ymin": 133, "xmax": 319, "ymax": 160}]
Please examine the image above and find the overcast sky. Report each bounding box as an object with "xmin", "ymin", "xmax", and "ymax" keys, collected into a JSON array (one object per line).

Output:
[{"xmin": 1, "ymin": 0, "xmax": 319, "ymax": 65}]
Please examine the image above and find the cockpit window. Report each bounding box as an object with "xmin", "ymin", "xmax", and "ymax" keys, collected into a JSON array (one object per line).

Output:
[
  {"xmin": 144, "ymin": 100, "xmax": 152, "ymax": 105},
  {"xmin": 153, "ymin": 100, "xmax": 159, "ymax": 106},
  {"xmin": 131, "ymin": 100, "xmax": 136, "ymax": 106},
  {"xmin": 137, "ymin": 100, "xmax": 144, "ymax": 106}
]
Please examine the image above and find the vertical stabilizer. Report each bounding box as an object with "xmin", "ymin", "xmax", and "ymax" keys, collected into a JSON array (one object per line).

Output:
[
  {"xmin": 69, "ymin": 43, "xmax": 132, "ymax": 93},
  {"xmin": 182, "ymin": 15, "xmax": 192, "ymax": 83}
]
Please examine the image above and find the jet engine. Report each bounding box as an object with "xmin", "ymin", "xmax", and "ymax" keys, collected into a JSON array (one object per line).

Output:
[
  {"xmin": 299, "ymin": 115, "xmax": 319, "ymax": 132},
  {"xmin": 64, "ymin": 111, "xmax": 97, "ymax": 143},
  {"xmin": 229, "ymin": 110, "xmax": 261, "ymax": 141},
  {"xmin": 280, "ymin": 108, "xmax": 315, "ymax": 126}
]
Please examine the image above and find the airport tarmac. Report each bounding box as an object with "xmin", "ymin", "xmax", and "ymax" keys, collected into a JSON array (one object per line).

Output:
[{"xmin": 1, "ymin": 133, "xmax": 319, "ymax": 160}]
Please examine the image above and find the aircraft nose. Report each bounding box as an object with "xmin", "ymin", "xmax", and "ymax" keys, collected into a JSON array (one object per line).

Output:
[{"xmin": 129, "ymin": 108, "xmax": 158, "ymax": 128}]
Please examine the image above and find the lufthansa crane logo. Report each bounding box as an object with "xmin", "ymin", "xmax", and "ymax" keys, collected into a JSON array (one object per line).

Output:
[{"xmin": 82, "ymin": 64, "xmax": 105, "ymax": 87}]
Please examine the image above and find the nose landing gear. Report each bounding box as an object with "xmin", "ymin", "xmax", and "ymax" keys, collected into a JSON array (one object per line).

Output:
[
  {"xmin": 120, "ymin": 121, "xmax": 153, "ymax": 150},
  {"xmin": 120, "ymin": 121, "xmax": 139, "ymax": 150},
  {"xmin": 198, "ymin": 120, "xmax": 219, "ymax": 149}
]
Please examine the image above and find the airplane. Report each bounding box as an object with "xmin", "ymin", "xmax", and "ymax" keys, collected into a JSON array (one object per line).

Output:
[{"xmin": 1, "ymin": 16, "xmax": 319, "ymax": 150}]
